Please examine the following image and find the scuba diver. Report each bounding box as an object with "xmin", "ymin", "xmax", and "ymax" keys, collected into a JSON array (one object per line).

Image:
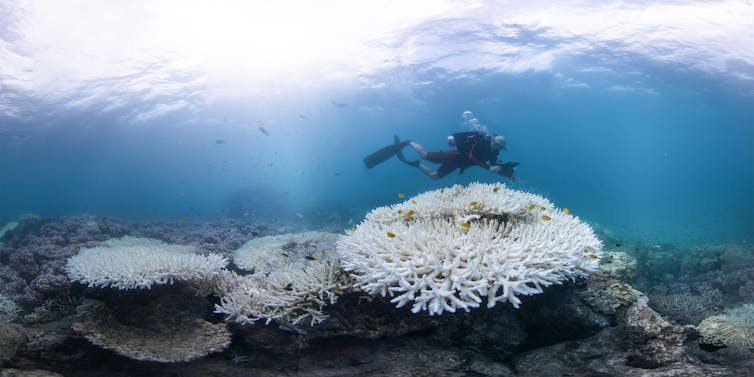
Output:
[{"xmin": 364, "ymin": 131, "xmax": 519, "ymax": 180}]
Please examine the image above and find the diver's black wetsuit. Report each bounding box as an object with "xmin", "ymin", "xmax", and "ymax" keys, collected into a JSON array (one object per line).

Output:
[{"xmin": 424, "ymin": 132, "xmax": 500, "ymax": 178}]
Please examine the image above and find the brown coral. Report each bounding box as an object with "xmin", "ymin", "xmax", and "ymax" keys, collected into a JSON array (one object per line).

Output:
[{"xmin": 73, "ymin": 299, "xmax": 230, "ymax": 363}]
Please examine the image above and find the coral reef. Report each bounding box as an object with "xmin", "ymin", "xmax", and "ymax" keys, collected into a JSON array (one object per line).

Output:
[
  {"xmin": 217, "ymin": 232, "xmax": 350, "ymax": 325},
  {"xmin": 2, "ymin": 215, "xmax": 753, "ymax": 376},
  {"xmin": 0, "ymin": 294, "xmax": 20, "ymax": 323},
  {"xmin": 649, "ymin": 285, "xmax": 723, "ymax": 325},
  {"xmin": 65, "ymin": 236, "xmax": 228, "ymax": 290},
  {"xmin": 337, "ymin": 183, "xmax": 603, "ymax": 315},
  {"xmin": 697, "ymin": 303, "xmax": 754, "ymax": 350},
  {"xmin": 598, "ymin": 251, "xmax": 638, "ymax": 281}
]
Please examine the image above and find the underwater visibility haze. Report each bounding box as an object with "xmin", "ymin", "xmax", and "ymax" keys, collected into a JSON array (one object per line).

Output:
[
  {"xmin": 1, "ymin": 1, "xmax": 754, "ymax": 376},
  {"xmin": 1, "ymin": 1, "xmax": 752, "ymax": 246}
]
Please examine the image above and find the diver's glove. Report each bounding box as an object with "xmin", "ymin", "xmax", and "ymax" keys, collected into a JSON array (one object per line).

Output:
[{"xmin": 489, "ymin": 162, "xmax": 519, "ymax": 181}]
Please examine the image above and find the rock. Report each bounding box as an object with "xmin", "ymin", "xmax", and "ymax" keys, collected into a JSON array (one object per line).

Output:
[
  {"xmin": 0, "ymin": 369, "xmax": 64, "ymax": 377},
  {"xmin": 0, "ymin": 323, "xmax": 26, "ymax": 363},
  {"xmin": 618, "ymin": 296, "xmax": 684, "ymax": 368}
]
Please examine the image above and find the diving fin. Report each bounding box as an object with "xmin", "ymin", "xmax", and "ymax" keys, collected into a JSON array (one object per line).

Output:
[{"xmin": 363, "ymin": 136, "xmax": 411, "ymax": 169}]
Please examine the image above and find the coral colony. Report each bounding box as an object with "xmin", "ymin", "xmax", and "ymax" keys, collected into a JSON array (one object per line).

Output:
[{"xmin": 337, "ymin": 183, "xmax": 602, "ymax": 314}]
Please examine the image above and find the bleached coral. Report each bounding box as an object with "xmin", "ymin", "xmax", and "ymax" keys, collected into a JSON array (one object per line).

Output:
[
  {"xmin": 216, "ymin": 232, "xmax": 349, "ymax": 326},
  {"xmin": 0, "ymin": 221, "xmax": 18, "ymax": 247},
  {"xmin": 65, "ymin": 236, "xmax": 228, "ymax": 290},
  {"xmin": 233, "ymin": 231, "xmax": 339, "ymax": 273},
  {"xmin": 697, "ymin": 303, "xmax": 754, "ymax": 349},
  {"xmin": 337, "ymin": 182, "xmax": 603, "ymax": 316}
]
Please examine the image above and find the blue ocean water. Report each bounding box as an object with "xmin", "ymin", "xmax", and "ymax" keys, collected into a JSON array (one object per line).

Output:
[{"xmin": 1, "ymin": 1, "xmax": 752, "ymax": 249}]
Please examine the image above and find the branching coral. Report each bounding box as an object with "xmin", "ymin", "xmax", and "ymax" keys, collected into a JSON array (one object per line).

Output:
[
  {"xmin": 216, "ymin": 232, "xmax": 350, "ymax": 326},
  {"xmin": 337, "ymin": 183, "xmax": 603, "ymax": 315}
]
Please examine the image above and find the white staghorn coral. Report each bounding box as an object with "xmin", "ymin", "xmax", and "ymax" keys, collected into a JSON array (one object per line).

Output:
[
  {"xmin": 65, "ymin": 236, "xmax": 228, "ymax": 290},
  {"xmin": 217, "ymin": 232, "xmax": 349, "ymax": 326},
  {"xmin": 336, "ymin": 182, "xmax": 603, "ymax": 316}
]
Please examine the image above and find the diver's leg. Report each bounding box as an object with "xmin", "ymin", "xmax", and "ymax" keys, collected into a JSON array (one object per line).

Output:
[
  {"xmin": 417, "ymin": 164, "xmax": 440, "ymax": 179},
  {"xmin": 408, "ymin": 142, "xmax": 428, "ymax": 159}
]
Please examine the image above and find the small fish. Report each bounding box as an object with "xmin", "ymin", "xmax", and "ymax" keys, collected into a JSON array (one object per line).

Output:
[
  {"xmin": 469, "ymin": 201, "xmax": 478, "ymax": 207},
  {"xmin": 440, "ymin": 188, "xmax": 445, "ymax": 193},
  {"xmin": 258, "ymin": 126, "xmax": 269, "ymax": 135},
  {"xmin": 331, "ymin": 100, "xmax": 349, "ymax": 108},
  {"xmin": 540, "ymin": 206, "xmax": 546, "ymax": 210},
  {"xmin": 528, "ymin": 204, "xmax": 536, "ymax": 210},
  {"xmin": 397, "ymin": 193, "xmax": 405, "ymax": 199},
  {"xmin": 215, "ymin": 139, "xmax": 226, "ymax": 144},
  {"xmin": 563, "ymin": 208, "xmax": 571, "ymax": 215},
  {"xmin": 493, "ymin": 187, "xmax": 500, "ymax": 193},
  {"xmin": 321, "ymin": 250, "xmax": 327, "ymax": 255},
  {"xmin": 541, "ymin": 215, "xmax": 551, "ymax": 221},
  {"xmin": 298, "ymin": 113, "xmax": 309, "ymax": 119},
  {"xmin": 281, "ymin": 252, "xmax": 289, "ymax": 257},
  {"xmin": 178, "ymin": 217, "xmax": 183, "ymax": 225},
  {"xmin": 404, "ymin": 210, "xmax": 415, "ymax": 219},
  {"xmin": 386, "ymin": 231, "xmax": 396, "ymax": 238},
  {"xmin": 350, "ymin": 227, "xmax": 356, "ymax": 233},
  {"xmin": 295, "ymin": 212, "xmax": 304, "ymax": 219},
  {"xmin": 460, "ymin": 222, "xmax": 470, "ymax": 229},
  {"xmin": 411, "ymin": 200, "xmax": 416, "ymax": 204},
  {"xmin": 587, "ymin": 254, "xmax": 598, "ymax": 260},
  {"xmin": 305, "ymin": 255, "xmax": 320, "ymax": 261},
  {"xmin": 335, "ymin": 282, "xmax": 342, "ymax": 294},
  {"xmin": 302, "ymin": 269, "xmax": 308, "ymax": 275},
  {"xmin": 397, "ymin": 210, "xmax": 403, "ymax": 214},
  {"xmin": 283, "ymin": 283, "xmax": 293, "ymax": 291},
  {"xmin": 615, "ymin": 243, "xmax": 622, "ymax": 247}
]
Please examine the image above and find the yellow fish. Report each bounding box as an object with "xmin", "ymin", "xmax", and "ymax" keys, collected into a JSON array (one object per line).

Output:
[
  {"xmin": 528, "ymin": 204, "xmax": 536, "ymax": 210},
  {"xmin": 404, "ymin": 210, "xmax": 415, "ymax": 219},
  {"xmin": 178, "ymin": 217, "xmax": 183, "ymax": 225},
  {"xmin": 397, "ymin": 209, "xmax": 403, "ymax": 214},
  {"xmin": 350, "ymin": 227, "xmax": 357, "ymax": 233},
  {"xmin": 563, "ymin": 208, "xmax": 571, "ymax": 215},
  {"xmin": 397, "ymin": 193, "xmax": 405, "ymax": 199},
  {"xmin": 493, "ymin": 187, "xmax": 500, "ymax": 193},
  {"xmin": 469, "ymin": 201, "xmax": 478, "ymax": 207},
  {"xmin": 587, "ymin": 254, "xmax": 598, "ymax": 260},
  {"xmin": 386, "ymin": 231, "xmax": 396, "ymax": 238},
  {"xmin": 541, "ymin": 215, "xmax": 551, "ymax": 221},
  {"xmin": 460, "ymin": 222, "xmax": 470, "ymax": 229}
]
